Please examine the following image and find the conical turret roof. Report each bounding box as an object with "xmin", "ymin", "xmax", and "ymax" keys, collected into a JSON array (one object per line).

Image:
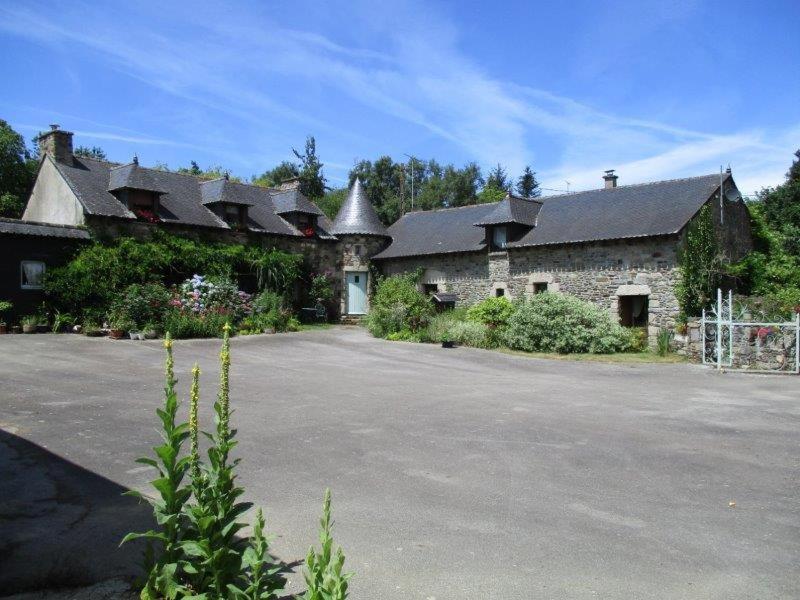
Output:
[{"xmin": 330, "ymin": 178, "xmax": 389, "ymax": 237}]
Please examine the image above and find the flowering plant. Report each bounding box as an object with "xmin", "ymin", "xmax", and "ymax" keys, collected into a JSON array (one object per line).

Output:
[
  {"xmin": 133, "ymin": 208, "xmax": 161, "ymax": 223},
  {"xmin": 302, "ymin": 226, "xmax": 315, "ymax": 237},
  {"xmin": 172, "ymin": 275, "xmax": 252, "ymax": 321}
]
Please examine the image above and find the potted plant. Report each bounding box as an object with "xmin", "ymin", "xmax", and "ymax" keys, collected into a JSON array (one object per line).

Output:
[
  {"xmin": 143, "ymin": 323, "xmax": 158, "ymax": 339},
  {"xmin": 441, "ymin": 334, "xmax": 455, "ymax": 349},
  {"xmin": 109, "ymin": 317, "xmax": 133, "ymax": 340},
  {"xmin": 0, "ymin": 300, "xmax": 11, "ymax": 334},
  {"xmin": 21, "ymin": 315, "xmax": 39, "ymax": 334},
  {"xmin": 84, "ymin": 320, "xmax": 103, "ymax": 337}
]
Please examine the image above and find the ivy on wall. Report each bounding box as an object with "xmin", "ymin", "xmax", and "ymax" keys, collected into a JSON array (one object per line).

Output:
[{"xmin": 676, "ymin": 203, "xmax": 723, "ymax": 318}]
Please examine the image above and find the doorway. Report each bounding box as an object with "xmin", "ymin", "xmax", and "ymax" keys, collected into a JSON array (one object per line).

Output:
[
  {"xmin": 346, "ymin": 271, "xmax": 368, "ymax": 315},
  {"xmin": 618, "ymin": 295, "xmax": 649, "ymax": 327}
]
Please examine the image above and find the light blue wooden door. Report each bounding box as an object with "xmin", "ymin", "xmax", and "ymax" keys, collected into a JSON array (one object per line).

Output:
[{"xmin": 346, "ymin": 272, "xmax": 368, "ymax": 314}]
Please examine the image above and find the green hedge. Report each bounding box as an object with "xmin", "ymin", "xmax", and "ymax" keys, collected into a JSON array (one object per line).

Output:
[
  {"xmin": 43, "ymin": 231, "xmax": 304, "ymax": 320},
  {"xmin": 365, "ymin": 272, "xmax": 434, "ymax": 338}
]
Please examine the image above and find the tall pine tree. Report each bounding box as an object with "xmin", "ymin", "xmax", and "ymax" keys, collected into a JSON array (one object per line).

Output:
[{"xmin": 516, "ymin": 166, "xmax": 541, "ymax": 198}]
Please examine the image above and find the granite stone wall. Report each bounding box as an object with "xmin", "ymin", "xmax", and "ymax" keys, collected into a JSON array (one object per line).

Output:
[{"xmin": 377, "ymin": 235, "xmax": 683, "ymax": 335}]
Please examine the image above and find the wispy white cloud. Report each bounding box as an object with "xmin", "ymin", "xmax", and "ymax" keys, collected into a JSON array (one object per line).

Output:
[{"xmin": 0, "ymin": 0, "xmax": 794, "ymax": 192}]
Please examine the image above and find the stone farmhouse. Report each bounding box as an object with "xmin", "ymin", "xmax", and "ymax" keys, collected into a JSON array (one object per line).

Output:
[{"xmin": 1, "ymin": 125, "xmax": 753, "ymax": 335}]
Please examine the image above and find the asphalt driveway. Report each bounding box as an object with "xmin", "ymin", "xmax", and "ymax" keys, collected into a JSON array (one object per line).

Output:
[{"xmin": 0, "ymin": 327, "xmax": 798, "ymax": 599}]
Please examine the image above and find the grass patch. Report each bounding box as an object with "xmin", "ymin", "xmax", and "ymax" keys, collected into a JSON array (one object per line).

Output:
[
  {"xmin": 296, "ymin": 322, "xmax": 334, "ymax": 331},
  {"xmin": 496, "ymin": 348, "xmax": 687, "ymax": 364}
]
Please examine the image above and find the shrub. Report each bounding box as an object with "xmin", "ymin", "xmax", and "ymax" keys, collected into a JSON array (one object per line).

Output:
[
  {"xmin": 366, "ymin": 273, "xmax": 433, "ymax": 338},
  {"xmin": 43, "ymin": 232, "xmax": 303, "ymax": 320},
  {"xmin": 174, "ymin": 275, "xmax": 252, "ymax": 322},
  {"xmin": 162, "ymin": 309, "xmax": 229, "ymax": 339},
  {"xmin": 426, "ymin": 311, "xmax": 493, "ymax": 348},
  {"xmin": 503, "ymin": 292, "xmax": 633, "ymax": 354},
  {"xmin": 466, "ymin": 297, "xmax": 514, "ymax": 329},
  {"xmin": 110, "ymin": 282, "xmax": 171, "ymax": 329}
]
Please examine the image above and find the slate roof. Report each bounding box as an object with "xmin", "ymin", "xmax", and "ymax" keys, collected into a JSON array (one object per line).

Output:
[
  {"xmin": 330, "ymin": 178, "xmax": 389, "ymax": 237},
  {"xmin": 473, "ymin": 194, "xmax": 542, "ymax": 227},
  {"xmin": 271, "ymin": 188, "xmax": 324, "ymax": 216},
  {"xmin": 0, "ymin": 217, "xmax": 90, "ymax": 239},
  {"xmin": 108, "ymin": 161, "xmax": 166, "ymax": 194},
  {"xmin": 373, "ymin": 174, "xmax": 728, "ymax": 259},
  {"xmin": 200, "ymin": 178, "xmax": 256, "ymax": 206},
  {"xmin": 51, "ymin": 156, "xmax": 331, "ymax": 237}
]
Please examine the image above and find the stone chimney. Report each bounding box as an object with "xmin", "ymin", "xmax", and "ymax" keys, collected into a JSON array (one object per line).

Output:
[
  {"xmin": 38, "ymin": 124, "xmax": 74, "ymax": 165},
  {"xmin": 277, "ymin": 176, "xmax": 301, "ymax": 191},
  {"xmin": 603, "ymin": 169, "xmax": 618, "ymax": 189}
]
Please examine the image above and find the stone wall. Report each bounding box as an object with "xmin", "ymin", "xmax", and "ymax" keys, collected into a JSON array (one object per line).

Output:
[
  {"xmin": 337, "ymin": 234, "xmax": 390, "ymax": 316},
  {"xmin": 377, "ymin": 235, "xmax": 683, "ymax": 335}
]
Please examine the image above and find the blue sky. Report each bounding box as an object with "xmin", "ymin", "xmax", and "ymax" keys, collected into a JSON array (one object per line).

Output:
[{"xmin": 1, "ymin": 0, "xmax": 798, "ymax": 196}]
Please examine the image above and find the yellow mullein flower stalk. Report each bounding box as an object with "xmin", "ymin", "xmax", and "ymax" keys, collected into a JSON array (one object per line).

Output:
[
  {"xmin": 164, "ymin": 332, "xmax": 175, "ymax": 393},
  {"xmin": 218, "ymin": 323, "xmax": 231, "ymax": 437},
  {"xmin": 189, "ymin": 363, "xmax": 201, "ymax": 483}
]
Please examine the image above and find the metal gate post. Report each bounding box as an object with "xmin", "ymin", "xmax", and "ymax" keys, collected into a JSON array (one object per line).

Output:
[
  {"xmin": 795, "ymin": 311, "xmax": 799, "ymax": 374},
  {"xmin": 716, "ymin": 288, "xmax": 722, "ymax": 370}
]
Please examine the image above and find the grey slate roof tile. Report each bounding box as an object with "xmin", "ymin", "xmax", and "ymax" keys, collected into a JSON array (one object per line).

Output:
[
  {"xmin": 374, "ymin": 174, "xmax": 728, "ymax": 259},
  {"xmin": 330, "ymin": 178, "xmax": 389, "ymax": 237},
  {"xmin": 271, "ymin": 189, "xmax": 324, "ymax": 216},
  {"xmin": 52, "ymin": 156, "xmax": 330, "ymax": 237},
  {"xmin": 474, "ymin": 194, "xmax": 542, "ymax": 227},
  {"xmin": 108, "ymin": 162, "xmax": 166, "ymax": 194},
  {"xmin": 0, "ymin": 217, "xmax": 90, "ymax": 239}
]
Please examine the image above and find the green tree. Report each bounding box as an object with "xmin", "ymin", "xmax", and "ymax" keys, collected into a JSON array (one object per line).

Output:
[
  {"xmin": 176, "ymin": 161, "xmax": 242, "ymax": 182},
  {"xmin": 293, "ymin": 136, "xmax": 326, "ymax": 199},
  {"xmin": 251, "ymin": 161, "xmax": 300, "ymax": 188},
  {"xmin": 485, "ymin": 164, "xmax": 508, "ymax": 191},
  {"xmin": 786, "ymin": 149, "xmax": 800, "ymax": 184},
  {"xmin": 0, "ymin": 119, "xmax": 36, "ymax": 218},
  {"xmin": 516, "ymin": 166, "xmax": 541, "ymax": 198},
  {"xmin": 316, "ymin": 187, "xmax": 348, "ymax": 220},
  {"xmin": 74, "ymin": 145, "xmax": 107, "ymax": 160}
]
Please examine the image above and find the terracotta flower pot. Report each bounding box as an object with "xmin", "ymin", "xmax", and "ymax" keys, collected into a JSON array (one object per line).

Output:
[
  {"xmin": 0, "ymin": 324, "xmax": 7, "ymax": 334},
  {"xmin": 109, "ymin": 329, "xmax": 125, "ymax": 340},
  {"xmin": 22, "ymin": 324, "xmax": 37, "ymax": 334}
]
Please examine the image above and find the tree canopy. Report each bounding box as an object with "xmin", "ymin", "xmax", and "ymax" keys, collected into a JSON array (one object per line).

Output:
[
  {"xmin": 75, "ymin": 145, "xmax": 107, "ymax": 160},
  {"xmin": 0, "ymin": 119, "xmax": 36, "ymax": 218}
]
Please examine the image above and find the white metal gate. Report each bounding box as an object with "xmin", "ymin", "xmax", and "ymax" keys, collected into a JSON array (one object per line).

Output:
[{"xmin": 702, "ymin": 289, "xmax": 799, "ymax": 373}]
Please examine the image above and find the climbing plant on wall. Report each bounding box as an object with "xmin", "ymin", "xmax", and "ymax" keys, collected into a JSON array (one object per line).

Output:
[{"xmin": 676, "ymin": 203, "xmax": 723, "ymax": 318}]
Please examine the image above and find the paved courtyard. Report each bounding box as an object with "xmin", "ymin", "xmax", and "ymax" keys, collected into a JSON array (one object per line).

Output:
[{"xmin": 1, "ymin": 327, "xmax": 798, "ymax": 599}]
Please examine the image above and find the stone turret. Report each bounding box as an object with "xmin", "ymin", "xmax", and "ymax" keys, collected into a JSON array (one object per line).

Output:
[{"xmin": 331, "ymin": 179, "xmax": 391, "ymax": 319}]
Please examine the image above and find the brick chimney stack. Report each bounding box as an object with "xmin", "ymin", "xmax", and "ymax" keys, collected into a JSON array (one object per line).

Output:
[
  {"xmin": 38, "ymin": 124, "xmax": 74, "ymax": 165},
  {"xmin": 603, "ymin": 169, "xmax": 618, "ymax": 189}
]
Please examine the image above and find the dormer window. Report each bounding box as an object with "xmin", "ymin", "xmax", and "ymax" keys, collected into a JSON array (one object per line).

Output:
[
  {"xmin": 491, "ymin": 226, "xmax": 507, "ymax": 250},
  {"xmin": 296, "ymin": 213, "xmax": 316, "ymax": 237},
  {"xmin": 223, "ymin": 203, "xmax": 248, "ymax": 229},
  {"xmin": 108, "ymin": 158, "xmax": 165, "ymax": 224}
]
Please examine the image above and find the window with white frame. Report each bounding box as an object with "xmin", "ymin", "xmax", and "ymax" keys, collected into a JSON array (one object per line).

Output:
[{"xmin": 21, "ymin": 261, "xmax": 45, "ymax": 289}]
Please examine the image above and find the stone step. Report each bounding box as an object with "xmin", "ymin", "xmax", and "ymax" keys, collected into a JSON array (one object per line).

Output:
[{"xmin": 339, "ymin": 315, "xmax": 364, "ymax": 326}]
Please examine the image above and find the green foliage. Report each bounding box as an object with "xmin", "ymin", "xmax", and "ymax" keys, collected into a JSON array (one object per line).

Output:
[
  {"xmin": 676, "ymin": 204, "xmax": 722, "ymax": 317},
  {"xmin": 124, "ymin": 330, "xmax": 294, "ymax": 600},
  {"xmin": 316, "ymin": 188, "xmax": 347, "ymax": 220},
  {"xmin": 44, "ymin": 232, "xmax": 303, "ymax": 320},
  {"xmin": 476, "ymin": 183, "xmax": 507, "ymax": 204},
  {"xmin": 300, "ymin": 489, "xmax": 352, "ymax": 600},
  {"xmin": 0, "ymin": 300, "xmax": 11, "ymax": 323},
  {"xmin": 121, "ymin": 334, "xmax": 192, "ymax": 599},
  {"xmin": 726, "ymin": 151, "xmax": 800, "ymax": 320},
  {"xmin": 111, "ymin": 282, "xmax": 172, "ymax": 329},
  {"xmin": 74, "ymin": 145, "xmax": 107, "ymax": 160},
  {"xmin": 466, "ymin": 297, "xmax": 514, "ymax": 329},
  {"xmin": 656, "ymin": 328, "xmax": 673, "ymax": 357},
  {"xmin": 0, "ymin": 119, "xmax": 36, "ymax": 218},
  {"xmin": 515, "ymin": 166, "xmax": 541, "ymax": 199},
  {"xmin": 21, "ymin": 314, "xmax": 39, "ymax": 327},
  {"xmin": 0, "ymin": 191, "xmax": 25, "ymax": 218},
  {"xmin": 365, "ymin": 272, "xmax": 434, "ymax": 337},
  {"xmin": 426, "ymin": 311, "xmax": 493, "ymax": 348},
  {"xmin": 238, "ymin": 290, "xmax": 296, "ymax": 334},
  {"xmin": 293, "ymin": 136, "xmax": 326, "ymax": 199},
  {"xmin": 309, "ymin": 273, "xmax": 334, "ymax": 304},
  {"xmin": 251, "ymin": 161, "xmax": 300, "ymax": 188},
  {"xmin": 503, "ymin": 293, "xmax": 633, "ymax": 354},
  {"xmin": 162, "ymin": 310, "xmax": 229, "ymax": 339},
  {"xmin": 485, "ymin": 164, "xmax": 509, "ymax": 191}
]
